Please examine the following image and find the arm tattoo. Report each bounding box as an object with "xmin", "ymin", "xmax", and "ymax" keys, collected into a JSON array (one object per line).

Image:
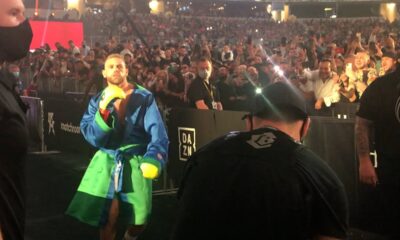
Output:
[{"xmin": 355, "ymin": 116, "xmax": 373, "ymax": 159}]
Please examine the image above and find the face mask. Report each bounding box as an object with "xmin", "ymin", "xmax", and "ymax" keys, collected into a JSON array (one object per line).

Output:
[
  {"xmin": 0, "ymin": 19, "xmax": 33, "ymax": 62},
  {"xmin": 12, "ymin": 71, "xmax": 20, "ymax": 78},
  {"xmin": 198, "ymin": 69, "xmax": 211, "ymax": 80}
]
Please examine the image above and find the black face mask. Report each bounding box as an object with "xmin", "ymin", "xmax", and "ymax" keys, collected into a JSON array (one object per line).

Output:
[{"xmin": 0, "ymin": 19, "xmax": 33, "ymax": 62}]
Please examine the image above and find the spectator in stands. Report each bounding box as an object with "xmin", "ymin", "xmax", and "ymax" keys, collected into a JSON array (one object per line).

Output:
[
  {"xmin": 73, "ymin": 59, "xmax": 90, "ymax": 91},
  {"xmin": 338, "ymin": 73, "xmax": 357, "ymax": 103},
  {"xmin": 187, "ymin": 57, "xmax": 222, "ymax": 110},
  {"xmin": 307, "ymin": 58, "xmax": 340, "ymax": 115},
  {"xmin": 174, "ymin": 46, "xmax": 191, "ymax": 67},
  {"xmin": 382, "ymin": 31, "xmax": 396, "ymax": 52},
  {"xmin": 291, "ymin": 73, "xmax": 314, "ymax": 107},
  {"xmin": 55, "ymin": 42, "xmax": 68, "ymax": 53},
  {"xmin": 367, "ymin": 41, "xmax": 383, "ymax": 64},
  {"xmin": 380, "ymin": 50, "xmax": 397, "ymax": 76},
  {"xmin": 221, "ymin": 45, "xmax": 234, "ymax": 63},
  {"xmin": 7, "ymin": 63, "xmax": 24, "ymax": 94},
  {"xmin": 216, "ymin": 66, "xmax": 236, "ymax": 111},
  {"xmin": 165, "ymin": 71, "xmax": 186, "ymax": 108},
  {"xmin": 172, "ymin": 82, "xmax": 349, "ymax": 240},
  {"xmin": 68, "ymin": 40, "xmax": 80, "ymax": 55},
  {"xmin": 0, "ymin": 0, "xmax": 33, "ymax": 238},
  {"xmin": 120, "ymin": 39, "xmax": 134, "ymax": 58},
  {"xmin": 334, "ymin": 54, "xmax": 346, "ymax": 75},
  {"xmin": 256, "ymin": 62, "xmax": 273, "ymax": 87},
  {"xmin": 247, "ymin": 66, "xmax": 259, "ymax": 86},
  {"xmin": 81, "ymin": 41, "xmax": 91, "ymax": 57},
  {"xmin": 160, "ymin": 49, "xmax": 174, "ymax": 68},
  {"xmin": 66, "ymin": 53, "xmax": 169, "ymax": 240},
  {"xmin": 231, "ymin": 64, "xmax": 254, "ymax": 111},
  {"xmin": 350, "ymin": 51, "xmax": 376, "ymax": 97}
]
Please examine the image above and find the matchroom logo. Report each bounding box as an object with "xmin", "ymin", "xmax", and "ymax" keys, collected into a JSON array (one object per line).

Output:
[{"xmin": 48, "ymin": 112, "xmax": 55, "ymax": 135}]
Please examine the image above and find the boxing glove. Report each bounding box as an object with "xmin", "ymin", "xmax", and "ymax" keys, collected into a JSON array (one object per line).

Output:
[
  {"xmin": 140, "ymin": 162, "xmax": 159, "ymax": 179},
  {"xmin": 99, "ymin": 85, "xmax": 126, "ymax": 110}
]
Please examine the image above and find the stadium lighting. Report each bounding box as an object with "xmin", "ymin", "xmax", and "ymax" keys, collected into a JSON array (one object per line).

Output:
[
  {"xmin": 387, "ymin": 3, "xmax": 396, "ymax": 10},
  {"xmin": 68, "ymin": 0, "xmax": 78, "ymax": 5},
  {"xmin": 149, "ymin": 0, "xmax": 159, "ymax": 11}
]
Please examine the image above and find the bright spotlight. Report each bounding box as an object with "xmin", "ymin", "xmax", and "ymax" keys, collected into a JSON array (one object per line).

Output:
[
  {"xmin": 255, "ymin": 88, "xmax": 262, "ymax": 94},
  {"xmin": 387, "ymin": 3, "xmax": 396, "ymax": 10},
  {"xmin": 149, "ymin": 0, "xmax": 159, "ymax": 11}
]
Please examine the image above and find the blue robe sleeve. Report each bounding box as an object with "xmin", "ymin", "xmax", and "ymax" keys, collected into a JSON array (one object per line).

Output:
[
  {"xmin": 142, "ymin": 94, "xmax": 169, "ymax": 169},
  {"xmin": 80, "ymin": 95, "xmax": 115, "ymax": 148}
]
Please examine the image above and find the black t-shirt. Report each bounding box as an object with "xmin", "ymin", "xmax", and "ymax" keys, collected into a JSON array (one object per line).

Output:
[
  {"xmin": 187, "ymin": 77, "xmax": 219, "ymax": 109},
  {"xmin": 216, "ymin": 80, "xmax": 236, "ymax": 111},
  {"xmin": 357, "ymin": 68, "xmax": 400, "ymax": 159},
  {"xmin": 0, "ymin": 71, "xmax": 28, "ymax": 240},
  {"xmin": 172, "ymin": 127, "xmax": 348, "ymax": 240}
]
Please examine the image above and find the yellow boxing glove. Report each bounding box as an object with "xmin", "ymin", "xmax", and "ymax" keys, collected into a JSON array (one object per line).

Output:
[
  {"xmin": 99, "ymin": 85, "xmax": 126, "ymax": 110},
  {"xmin": 140, "ymin": 162, "xmax": 159, "ymax": 179}
]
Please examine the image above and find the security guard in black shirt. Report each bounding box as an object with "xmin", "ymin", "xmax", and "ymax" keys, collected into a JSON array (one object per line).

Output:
[
  {"xmin": 0, "ymin": 0, "xmax": 33, "ymax": 239},
  {"xmin": 171, "ymin": 82, "xmax": 349, "ymax": 240}
]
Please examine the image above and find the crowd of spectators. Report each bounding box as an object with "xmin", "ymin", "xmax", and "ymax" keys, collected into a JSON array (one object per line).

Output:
[{"xmin": 8, "ymin": 8, "xmax": 400, "ymax": 115}]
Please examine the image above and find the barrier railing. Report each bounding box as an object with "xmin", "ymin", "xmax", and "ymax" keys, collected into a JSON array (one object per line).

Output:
[{"xmin": 22, "ymin": 96, "xmax": 45, "ymax": 152}]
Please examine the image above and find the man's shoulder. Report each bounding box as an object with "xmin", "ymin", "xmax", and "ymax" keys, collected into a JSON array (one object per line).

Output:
[
  {"xmin": 193, "ymin": 128, "xmax": 298, "ymax": 159},
  {"xmin": 187, "ymin": 78, "xmax": 205, "ymax": 95},
  {"xmin": 194, "ymin": 131, "xmax": 244, "ymax": 155},
  {"xmin": 361, "ymin": 69, "xmax": 398, "ymax": 98},
  {"xmin": 294, "ymin": 146, "xmax": 344, "ymax": 188},
  {"xmin": 190, "ymin": 78, "xmax": 203, "ymax": 87},
  {"xmin": 134, "ymin": 84, "xmax": 152, "ymax": 96},
  {"xmin": 371, "ymin": 69, "xmax": 399, "ymax": 87}
]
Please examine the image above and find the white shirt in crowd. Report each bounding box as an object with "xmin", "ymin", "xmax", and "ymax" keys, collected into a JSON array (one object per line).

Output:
[{"xmin": 307, "ymin": 70, "xmax": 341, "ymax": 107}]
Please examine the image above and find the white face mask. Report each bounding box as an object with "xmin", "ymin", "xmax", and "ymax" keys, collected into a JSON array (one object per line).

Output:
[
  {"xmin": 198, "ymin": 69, "xmax": 211, "ymax": 80},
  {"xmin": 12, "ymin": 71, "xmax": 20, "ymax": 78}
]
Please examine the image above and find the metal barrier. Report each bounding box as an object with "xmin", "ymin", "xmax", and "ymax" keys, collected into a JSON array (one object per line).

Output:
[
  {"xmin": 35, "ymin": 77, "xmax": 93, "ymax": 94},
  {"xmin": 22, "ymin": 96, "xmax": 45, "ymax": 152}
]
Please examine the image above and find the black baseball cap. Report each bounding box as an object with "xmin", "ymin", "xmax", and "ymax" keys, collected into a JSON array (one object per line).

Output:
[
  {"xmin": 382, "ymin": 50, "xmax": 397, "ymax": 60},
  {"xmin": 248, "ymin": 82, "xmax": 309, "ymax": 120}
]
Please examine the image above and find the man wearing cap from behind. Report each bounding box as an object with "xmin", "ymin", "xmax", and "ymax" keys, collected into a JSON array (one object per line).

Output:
[{"xmin": 171, "ymin": 82, "xmax": 349, "ymax": 240}]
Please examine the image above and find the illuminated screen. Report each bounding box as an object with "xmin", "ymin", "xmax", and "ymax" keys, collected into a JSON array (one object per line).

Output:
[{"xmin": 29, "ymin": 20, "xmax": 84, "ymax": 50}]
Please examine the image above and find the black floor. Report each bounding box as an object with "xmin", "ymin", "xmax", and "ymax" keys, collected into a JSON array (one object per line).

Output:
[
  {"xmin": 25, "ymin": 151, "xmax": 178, "ymax": 240},
  {"xmin": 25, "ymin": 151, "xmax": 393, "ymax": 240}
]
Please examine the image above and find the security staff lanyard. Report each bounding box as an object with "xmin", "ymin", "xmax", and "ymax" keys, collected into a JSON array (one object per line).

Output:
[{"xmin": 203, "ymin": 80, "xmax": 214, "ymax": 101}]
